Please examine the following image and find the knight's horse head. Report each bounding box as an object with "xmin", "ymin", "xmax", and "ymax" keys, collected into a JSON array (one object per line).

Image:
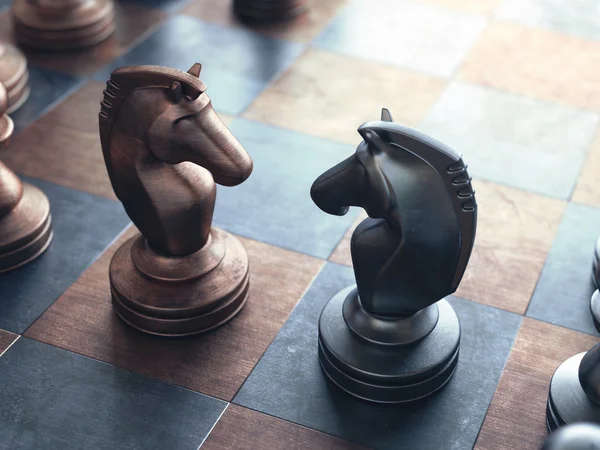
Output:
[
  {"xmin": 311, "ymin": 109, "xmax": 477, "ymax": 315},
  {"xmin": 99, "ymin": 63, "xmax": 253, "ymax": 189}
]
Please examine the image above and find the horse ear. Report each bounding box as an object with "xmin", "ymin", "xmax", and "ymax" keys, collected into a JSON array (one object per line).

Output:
[
  {"xmin": 381, "ymin": 108, "xmax": 393, "ymax": 122},
  {"xmin": 169, "ymin": 81, "xmax": 183, "ymax": 102},
  {"xmin": 187, "ymin": 63, "xmax": 202, "ymax": 78}
]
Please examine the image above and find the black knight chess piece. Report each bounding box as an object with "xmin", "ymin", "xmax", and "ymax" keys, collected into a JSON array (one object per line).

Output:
[
  {"xmin": 547, "ymin": 341, "xmax": 600, "ymax": 431},
  {"xmin": 310, "ymin": 109, "xmax": 477, "ymax": 403},
  {"xmin": 99, "ymin": 64, "xmax": 253, "ymax": 337}
]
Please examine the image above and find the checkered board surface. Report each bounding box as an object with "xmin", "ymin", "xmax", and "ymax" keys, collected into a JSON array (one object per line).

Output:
[{"xmin": 1, "ymin": 0, "xmax": 600, "ymax": 448}]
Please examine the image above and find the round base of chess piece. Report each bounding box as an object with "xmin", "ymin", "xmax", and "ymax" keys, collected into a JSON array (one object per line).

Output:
[
  {"xmin": 318, "ymin": 286, "xmax": 460, "ymax": 404},
  {"xmin": 546, "ymin": 353, "xmax": 600, "ymax": 431},
  {"xmin": 543, "ymin": 423, "xmax": 600, "ymax": 450},
  {"xmin": 589, "ymin": 291, "xmax": 600, "ymax": 333},
  {"xmin": 592, "ymin": 237, "xmax": 600, "ymax": 288},
  {"xmin": 0, "ymin": 180, "xmax": 53, "ymax": 274},
  {"xmin": 233, "ymin": 0, "xmax": 309, "ymax": 23},
  {"xmin": 11, "ymin": 0, "xmax": 116, "ymax": 51},
  {"xmin": 110, "ymin": 228, "xmax": 250, "ymax": 337},
  {"xmin": 0, "ymin": 42, "xmax": 30, "ymax": 113}
]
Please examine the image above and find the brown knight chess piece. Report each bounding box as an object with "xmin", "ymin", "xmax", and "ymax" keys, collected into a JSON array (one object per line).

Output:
[
  {"xmin": 11, "ymin": 0, "xmax": 116, "ymax": 51},
  {"xmin": 0, "ymin": 82, "xmax": 53, "ymax": 273},
  {"xmin": 0, "ymin": 42, "xmax": 30, "ymax": 113},
  {"xmin": 99, "ymin": 63, "xmax": 254, "ymax": 337}
]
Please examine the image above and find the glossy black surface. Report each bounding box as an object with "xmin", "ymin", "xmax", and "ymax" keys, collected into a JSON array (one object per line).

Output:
[
  {"xmin": 213, "ymin": 118, "xmax": 359, "ymax": 258},
  {"xmin": 94, "ymin": 15, "xmax": 304, "ymax": 115},
  {"xmin": 547, "ymin": 351, "xmax": 600, "ymax": 431},
  {"xmin": 311, "ymin": 115, "xmax": 476, "ymax": 315},
  {"xmin": 528, "ymin": 203, "xmax": 600, "ymax": 335},
  {"xmin": 319, "ymin": 287, "xmax": 460, "ymax": 403},
  {"xmin": 10, "ymin": 66, "xmax": 83, "ymax": 134},
  {"xmin": 234, "ymin": 263, "xmax": 522, "ymax": 450},
  {"xmin": 543, "ymin": 423, "xmax": 600, "ymax": 450},
  {"xmin": 0, "ymin": 177, "xmax": 130, "ymax": 333},
  {"xmin": 0, "ymin": 338, "xmax": 226, "ymax": 450}
]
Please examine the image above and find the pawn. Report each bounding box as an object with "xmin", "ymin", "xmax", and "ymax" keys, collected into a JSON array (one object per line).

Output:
[
  {"xmin": 547, "ymin": 342, "xmax": 600, "ymax": 431},
  {"xmin": 11, "ymin": 0, "xmax": 116, "ymax": 51},
  {"xmin": 0, "ymin": 41, "xmax": 30, "ymax": 113},
  {"xmin": 310, "ymin": 109, "xmax": 477, "ymax": 403},
  {"xmin": 99, "ymin": 63, "xmax": 253, "ymax": 337},
  {"xmin": 0, "ymin": 82, "xmax": 52, "ymax": 272},
  {"xmin": 542, "ymin": 423, "xmax": 600, "ymax": 450}
]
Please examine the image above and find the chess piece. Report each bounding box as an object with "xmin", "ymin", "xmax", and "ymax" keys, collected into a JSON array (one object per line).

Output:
[
  {"xmin": 99, "ymin": 64, "xmax": 253, "ymax": 337},
  {"xmin": 233, "ymin": 0, "xmax": 309, "ymax": 23},
  {"xmin": 592, "ymin": 236, "xmax": 600, "ymax": 288},
  {"xmin": 0, "ymin": 82, "xmax": 52, "ymax": 273},
  {"xmin": 11, "ymin": 0, "xmax": 116, "ymax": 51},
  {"xmin": 590, "ymin": 290, "xmax": 600, "ymax": 333},
  {"xmin": 0, "ymin": 42, "xmax": 30, "ymax": 113},
  {"xmin": 547, "ymin": 342, "xmax": 600, "ymax": 431},
  {"xmin": 542, "ymin": 423, "xmax": 600, "ymax": 450},
  {"xmin": 310, "ymin": 109, "xmax": 477, "ymax": 403}
]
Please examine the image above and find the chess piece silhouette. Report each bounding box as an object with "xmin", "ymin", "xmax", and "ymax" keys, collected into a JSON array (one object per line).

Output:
[
  {"xmin": 0, "ymin": 82, "xmax": 52, "ymax": 272},
  {"xmin": 12, "ymin": 0, "xmax": 116, "ymax": 50},
  {"xmin": 0, "ymin": 42, "xmax": 30, "ymax": 112},
  {"xmin": 311, "ymin": 109, "xmax": 477, "ymax": 403},
  {"xmin": 99, "ymin": 64, "xmax": 253, "ymax": 336},
  {"xmin": 547, "ymin": 341, "xmax": 600, "ymax": 431}
]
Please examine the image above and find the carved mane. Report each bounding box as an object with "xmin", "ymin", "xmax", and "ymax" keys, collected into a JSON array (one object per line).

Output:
[{"xmin": 98, "ymin": 64, "xmax": 207, "ymax": 163}]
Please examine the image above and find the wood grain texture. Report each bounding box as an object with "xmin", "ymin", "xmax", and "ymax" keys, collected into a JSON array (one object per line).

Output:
[
  {"xmin": 475, "ymin": 318, "xmax": 600, "ymax": 450},
  {"xmin": 0, "ymin": 4, "xmax": 165, "ymax": 76},
  {"xmin": 3, "ymin": 81, "xmax": 234, "ymax": 200},
  {"xmin": 203, "ymin": 405, "xmax": 369, "ymax": 450},
  {"xmin": 25, "ymin": 225, "xmax": 323, "ymax": 401},
  {"xmin": 3, "ymin": 82, "xmax": 114, "ymax": 199},
  {"xmin": 182, "ymin": 0, "xmax": 348, "ymax": 43},
  {"xmin": 0, "ymin": 329, "xmax": 18, "ymax": 354},
  {"xmin": 329, "ymin": 180, "xmax": 565, "ymax": 314},
  {"xmin": 458, "ymin": 22, "xmax": 600, "ymax": 111},
  {"xmin": 243, "ymin": 48, "xmax": 446, "ymax": 145}
]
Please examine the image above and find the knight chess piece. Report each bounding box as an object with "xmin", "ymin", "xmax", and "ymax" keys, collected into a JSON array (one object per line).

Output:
[
  {"xmin": 11, "ymin": 0, "xmax": 116, "ymax": 51},
  {"xmin": 0, "ymin": 42, "xmax": 30, "ymax": 113},
  {"xmin": 233, "ymin": 0, "xmax": 309, "ymax": 23},
  {"xmin": 0, "ymin": 82, "xmax": 52, "ymax": 273},
  {"xmin": 542, "ymin": 423, "xmax": 600, "ymax": 450},
  {"xmin": 99, "ymin": 64, "xmax": 254, "ymax": 337},
  {"xmin": 547, "ymin": 341, "xmax": 600, "ymax": 431},
  {"xmin": 310, "ymin": 109, "xmax": 477, "ymax": 403}
]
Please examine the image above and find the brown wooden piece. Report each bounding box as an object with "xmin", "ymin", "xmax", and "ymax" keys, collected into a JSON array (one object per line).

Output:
[
  {"xmin": 0, "ymin": 82, "xmax": 52, "ymax": 273},
  {"xmin": 25, "ymin": 226, "xmax": 323, "ymax": 400},
  {"xmin": 98, "ymin": 64, "xmax": 253, "ymax": 337},
  {"xmin": 11, "ymin": 0, "xmax": 116, "ymax": 51},
  {"xmin": 202, "ymin": 404, "xmax": 369, "ymax": 450},
  {"xmin": 233, "ymin": 0, "xmax": 309, "ymax": 23},
  {"xmin": 0, "ymin": 41, "xmax": 30, "ymax": 113}
]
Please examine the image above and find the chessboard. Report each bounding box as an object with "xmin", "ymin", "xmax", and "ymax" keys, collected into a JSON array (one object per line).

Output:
[{"xmin": 1, "ymin": 0, "xmax": 600, "ymax": 449}]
